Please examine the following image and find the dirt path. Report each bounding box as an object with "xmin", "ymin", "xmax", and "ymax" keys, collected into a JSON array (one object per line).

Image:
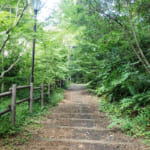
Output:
[{"xmin": 17, "ymin": 84, "xmax": 146, "ymax": 150}]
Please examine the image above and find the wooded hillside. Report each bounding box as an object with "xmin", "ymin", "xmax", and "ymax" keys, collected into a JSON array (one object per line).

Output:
[{"xmin": 0, "ymin": 0, "xmax": 150, "ymax": 141}]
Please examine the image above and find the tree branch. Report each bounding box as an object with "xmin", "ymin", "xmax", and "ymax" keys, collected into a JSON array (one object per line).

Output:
[
  {"xmin": 0, "ymin": 1, "xmax": 28, "ymax": 53},
  {"xmin": 0, "ymin": 57, "xmax": 21, "ymax": 79},
  {"xmin": 15, "ymin": 0, "xmax": 21, "ymax": 24},
  {"xmin": 89, "ymin": 1, "xmax": 150, "ymax": 74},
  {"xmin": 126, "ymin": 2, "xmax": 150, "ymax": 68},
  {"xmin": 15, "ymin": 1, "xmax": 28, "ymax": 26}
]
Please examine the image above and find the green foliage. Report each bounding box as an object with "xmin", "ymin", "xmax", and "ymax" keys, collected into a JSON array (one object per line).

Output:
[
  {"xmin": 50, "ymin": 88, "xmax": 64, "ymax": 106},
  {"xmin": 0, "ymin": 0, "xmax": 69, "ymax": 138},
  {"xmin": 100, "ymin": 98, "xmax": 150, "ymax": 138},
  {"xmin": 0, "ymin": 88, "xmax": 64, "ymax": 136},
  {"xmin": 0, "ymin": 1, "xmax": 69, "ymax": 91},
  {"xmin": 0, "ymin": 11, "xmax": 14, "ymax": 31},
  {"xmin": 0, "ymin": 0, "xmax": 150, "ymax": 141},
  {"xmin": 58, "ymin": 0, "xmax": 150, "ymax": 139}
]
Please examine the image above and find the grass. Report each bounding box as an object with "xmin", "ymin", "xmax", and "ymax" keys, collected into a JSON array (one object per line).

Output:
[
  {"xmin": 0, "ymin": 87, "xmax": 65, "ymax": 137},
  {"xmin": 0, "ymin": 87, "xmax": 65, "ymax": 149}
]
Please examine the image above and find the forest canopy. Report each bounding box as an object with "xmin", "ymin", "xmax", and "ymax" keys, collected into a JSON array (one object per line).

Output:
[
  {"xmin": 58, "ymin": 0, "xmax": 150, "ymax": 138},
  {"xmin": 0, "ymin": 0, "xmax": 150, "ymax": 139}
]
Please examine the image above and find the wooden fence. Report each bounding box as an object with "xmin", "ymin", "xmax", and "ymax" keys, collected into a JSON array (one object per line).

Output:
[{"xmin": 0, "ymin": 80, "xmax": 64, "ymax": 126}]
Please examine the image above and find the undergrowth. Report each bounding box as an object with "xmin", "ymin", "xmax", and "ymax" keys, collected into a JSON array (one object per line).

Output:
[
  {"xmin": 0, "ymin": 88, "xmax": 64, "ymax": 137},
  {"xmin": 99, "ymin": 98, "xmax": 150, "ymax": 146},
  {"xmin": 85, "ymin": 59, "xmax": 150, "ymax": 145}
]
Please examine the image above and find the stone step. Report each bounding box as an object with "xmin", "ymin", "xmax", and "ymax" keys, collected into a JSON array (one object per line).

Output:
[
  {"xmin": 44, "ymin": 118, "xmax": 95, "ymax": 128},
  {"xmin": 44, "ymin": 117, "xmax": 110, "ymax": 128},
  {"xmin": 36, "ymin": 127, "xmax": 136, "ymax": 143},
  {"xmin": 45, "ymin": 125, "xmax": 114, "ymax": 131},
  {"xmin": 53, "ymin": 108, "xmax": 98, "ymax": 113},
  {"xmin": 20, "ymin": 142, "xmax": 143, "ymax": 150},
  {"xmin": 35, "ymin": 137, "xmax": 134, "ymax": 145},
  {"xmin": 51, "ymin": 112, "xmax": 101, "ymax": 115},
  {"xmin": 53, "ymin": 104, "xmax": 98, "ymax": 113},
  {"xmin": 49, "ymin": 113, "xmax": 106, "ymax": 119},
  {"xmin": 48, "ymin": 118, "xmax": 95, "ymax": 121},
  {"xmin": 32, "ymin": 138, "xmax": 143, "ymax": 150}
]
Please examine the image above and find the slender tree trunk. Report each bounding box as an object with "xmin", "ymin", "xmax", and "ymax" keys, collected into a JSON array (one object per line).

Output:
[
  {"xmin": 1, "ymin": 82, "xmax": 4, "ymax": 93},
  {"xmin": 1, "ymin": 50, "xmax": 4, "ymax": 92},
  {"xmin": 89, "ymin": 0, "xmax": 150, "ymax": 74},
  {"xmin": 123, "ymin": 29, "xmax": 150, "ymax": 74},
  {"xmin": 95, "ymin": 9, "xmax": 150, "ymax": 74},
  {"xmin": 127, "ymin": 3, "xmax": 150, "ymax": 69}
]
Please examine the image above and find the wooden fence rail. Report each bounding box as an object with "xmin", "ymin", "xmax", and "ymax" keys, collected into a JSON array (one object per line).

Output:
[
  {"xmin": 0, "ymin": 81, "xmax": 64, "ymax": 126},
  {"xmin": 0, "ymin": 91, "xmax": 11, "ymax": 98}
]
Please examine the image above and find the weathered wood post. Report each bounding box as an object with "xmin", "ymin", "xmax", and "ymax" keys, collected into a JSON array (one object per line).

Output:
[
  {"xmin": 41, "ymin": 83, "xmax": 44, "ymax": 106},
  {"xmin": 64, "ymin": 80, "xmax": 66, "ymax": 87},
  {"xmin": 29, "ymin": 83, "xmax": 33, "ymax": 113},
  {"xmin": 61, "ymin": 80, "xmax": 63, "ymax": 88},
  {"xmin": 48, "ymin": 84, "xmax": 50, "ymax": 98},
  {"xmin": 63, "ymin": 80, "xmax": 65, "ymax": 87},
  {"xmin": 11, "ymin": 84, "xmax": 16, "ymax": 126},
  {"xmin": 60, "ymin": 80, "xmax": 61, "ymax": 88}
]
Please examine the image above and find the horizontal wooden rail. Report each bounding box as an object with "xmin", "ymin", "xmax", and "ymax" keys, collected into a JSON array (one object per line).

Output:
[
  {"xmin": 9, "ymin": 85, "xmax": 30, "ymax": 91},
  {"xmin": 0, "ymin": 91, "xmax": 11, "ymax": 98},
  {"xmin": 0, "ymin": 108, "xmax": 10, "ymax": 116},
  {"xmin": 17, "ymin": 85, "xmax": 30, "ymax": 90},
  {"xmin": 16, "ymin": 97, "xmax": 29, "ymax": 105},
  {"xmin": 7, "ymin": 97, "xmax": 29, "ymax": 108},
  {"xmin": 0, "ymin": 80, "xmax": 64, "ymax": 126},
  {"xmin": 33, "ymin": 97, "xmax": 41, "ymax": 101}
]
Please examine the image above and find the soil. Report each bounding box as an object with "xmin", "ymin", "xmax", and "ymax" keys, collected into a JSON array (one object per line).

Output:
[{"xmin": 1, "ymin": 84, "xmax": 149, "ymax": 150}]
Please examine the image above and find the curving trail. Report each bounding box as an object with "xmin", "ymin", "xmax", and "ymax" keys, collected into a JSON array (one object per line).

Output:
[{"xmin": 18, "ymin": 84, "xmax": 146, "ymax": 150}]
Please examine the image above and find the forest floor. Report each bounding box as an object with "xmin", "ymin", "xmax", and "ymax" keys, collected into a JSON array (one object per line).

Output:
[{"xmin": 1, "ymin": 84, "xmax": 149, "ymax": 150}]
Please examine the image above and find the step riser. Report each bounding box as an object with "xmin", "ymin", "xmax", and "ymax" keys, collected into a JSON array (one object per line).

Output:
[
  {"xmin": 47, "ymin": 118, "xmax": 96, "ymax": 121},
  {"xmin": 20, "ymin": 143, "xmax": 141, "ymax": 150},
  {"xmin": 45, "ymin": 125, "xmax": 114, "ymax": 131},
  {"xmin": 36, "ymin": 128, "xmax": 134, "ymax": 143},
  {"xmin": 16, "ymin": 85, "xmax": 144, "ymax": 150},
  {"xmin": 44, "ymin": 119, "xmax": 95, "ymax": 128},
  {"xmin": 34, "ymin": 137, "xmax": 134, "ymax": 146},
  {"xmin": 49, "ymin": 113, "xmax": 106, "ymax": 119}
]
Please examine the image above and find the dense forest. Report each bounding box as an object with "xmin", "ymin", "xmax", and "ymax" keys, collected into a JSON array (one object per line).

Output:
[
  {"xmin": 58, "ymin": 0, "xmax": 150, "ymax": 139},
  {"xmin": 0, "ymin": 0, "xmax": 68, "ymax": 135},
  {"xmin": 0, "ymin": 0, "xmax": 150, "ymax": 142}
]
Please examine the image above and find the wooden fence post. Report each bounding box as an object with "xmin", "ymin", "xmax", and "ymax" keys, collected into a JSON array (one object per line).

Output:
[
  {"xmin": 63, "ymin": 80, "xmax": 65, "ymax": 87},
  {"xmin": 11, "ymin": 84, "xmax": 16, "ymax": 126},
  {"xmin": 60, "ymin": 80, "xmax": 61, "ymax": 88},
  {"xmin": 29, "ymin": 83, "xmax": 33, "ymax": 113},
  {"xmin": 63, "ymin": 80, "xmax": 64, "ymax": 87},
  {"xmin": 41, "ymin": 83, "xmax": 44, "ymax": 106},
  {"xmin": 48, "ymin": 84, "xmax": 50, "ymax": 98}
]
